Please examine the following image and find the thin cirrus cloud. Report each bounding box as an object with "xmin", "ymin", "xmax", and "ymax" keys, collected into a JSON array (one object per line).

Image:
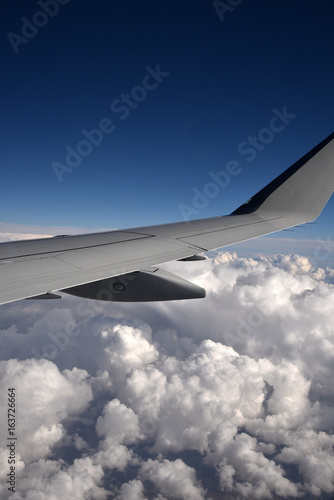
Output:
[{"xmin": 0, "ymin": 249, "xmax": 334, "ymax": 499}]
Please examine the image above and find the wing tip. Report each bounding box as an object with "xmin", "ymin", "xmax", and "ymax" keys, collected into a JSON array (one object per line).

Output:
[{"xmin": 231, "ymin": 131, "xmax": 334, "ymax": 216}]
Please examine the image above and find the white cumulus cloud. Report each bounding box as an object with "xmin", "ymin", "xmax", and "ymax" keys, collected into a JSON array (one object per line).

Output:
[{"xmin": 0, "ymin": 250, "xmax": 334, "ymax": 499}]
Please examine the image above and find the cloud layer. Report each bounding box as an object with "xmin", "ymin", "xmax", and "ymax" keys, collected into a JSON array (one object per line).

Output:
[{"xmin": 1, "ymin": 251, "xmax": 334, "ymax": 499}]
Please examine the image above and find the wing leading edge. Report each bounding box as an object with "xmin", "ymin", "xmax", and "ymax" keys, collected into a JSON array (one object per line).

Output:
[{"xmin": 0, "ymin": 132, "xmax": 333, "ymax": 305}]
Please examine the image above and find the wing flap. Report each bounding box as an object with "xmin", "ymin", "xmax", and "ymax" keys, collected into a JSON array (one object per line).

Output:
[{"xmin": 176, "ymin": 214, "xmax": 287, "ymax": 250}]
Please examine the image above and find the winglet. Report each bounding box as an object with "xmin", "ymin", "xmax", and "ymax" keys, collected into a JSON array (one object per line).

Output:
[{"xmin": 232, "ymin": 132, "xmax": 334, "ymax": 221}]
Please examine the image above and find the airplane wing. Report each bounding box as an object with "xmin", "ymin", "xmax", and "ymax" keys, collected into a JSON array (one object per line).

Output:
[{"xmin": 1, "ymin": 132, "xmax": 333, "ymax": 305}]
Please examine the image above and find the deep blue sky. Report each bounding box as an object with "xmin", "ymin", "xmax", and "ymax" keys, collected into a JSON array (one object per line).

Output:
[{"xmin": 1, "ymin": 0, "xmax": 333, "ymax": 239}]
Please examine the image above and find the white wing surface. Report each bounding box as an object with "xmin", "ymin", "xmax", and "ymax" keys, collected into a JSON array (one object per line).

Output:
[{"xmin": 1, "ymin": 132, "xmax": 333, "ymax": 305}]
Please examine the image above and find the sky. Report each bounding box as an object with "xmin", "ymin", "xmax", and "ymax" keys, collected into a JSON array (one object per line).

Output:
[
  {"xmin": 1, "ymin": 0, "xmax": 333, "ymax": 234},
  {"xmin": 1, "ymin": 1, "xmax": 334, "ymax": 499}
]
